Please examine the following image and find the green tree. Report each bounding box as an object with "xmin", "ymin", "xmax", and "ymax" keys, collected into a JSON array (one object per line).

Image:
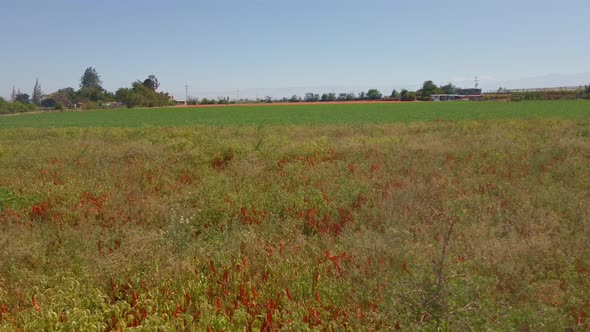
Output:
[
  {"xmin": 289, "ymin": 95, "xmax": 301, "ymax": 103},
  {"xmin": 400, "ymin": 89, "xmax": 416, "ymax": 101},
  {"xmin": 115, "ymin": 80, "xmax": 172, "ymax": 108},
  {"xmin": 143, "ymin": 75, "xmax": 160, "ymax": 91},
  {"xmin": 416, "ymin": 80, "xmax": 439, "ymax": 101},
  {"xmin": 0, "ymin": 97, "xmax": 35, "ymax": 114},
  {"xmin": 440, "ymin": 83, "xmax": 456, "ymax": 94},
  {"xmin": 337, "ymin": 92, "xmax": 355, "ymax": 101},
  {"xmin": 390, "ymin": 89, "xmax": 399, "ymax": 99},
  {"xmin": 80, "ymin": 67, "xmax": 102, "ymax": 89},
  {"xmin": 32, "ymin": 79, "xmax": 43, "ymax": 106},
  {"xmin": 321, "ymin": 92, "xmax": 336, "ymax": 102},
  {"xmin": 304, "ymin": 93, "xmax": 320, "ymax": 102},
  {"xmin": 51, "ymin": 88, "xmax": 76, "ymax": 108},
  {"xmin": 40, "ymin": 98, "xmax": 56, "ymax": 108},
  {"xmin": 366, "ymin": 89, "xmax": 383, "ymax": 100},
  {"xmin": 15, "ymin": 93, "xmax": 30, "ymax": 104},
  {"xmin": 76, "ymin": 87, "xmax": 105, "ymax": 102}
]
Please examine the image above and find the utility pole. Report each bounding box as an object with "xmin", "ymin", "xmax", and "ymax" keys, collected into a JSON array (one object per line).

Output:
[
  {"xmin": 475, "ymin": 76, "xmax": 480, "ymax": 89},
  {"xmin": 184, "ymin": 83, "xmax": 189, "ymax": 105}
]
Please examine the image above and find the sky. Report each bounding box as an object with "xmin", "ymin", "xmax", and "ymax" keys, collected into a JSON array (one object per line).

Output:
[{"xmin": 1, "ymin": 0, "xmax": 589, "ymax": 100}]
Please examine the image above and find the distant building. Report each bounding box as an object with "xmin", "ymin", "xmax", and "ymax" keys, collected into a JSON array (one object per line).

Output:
[{"xmin": 431, "ymin": 88, "xmax": 483, "ymax": 101}]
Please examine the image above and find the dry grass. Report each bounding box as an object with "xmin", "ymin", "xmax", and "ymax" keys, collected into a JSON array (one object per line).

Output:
[{"xmin": 0, "ymin": 119, "xmax": 589, "ymax": 330}]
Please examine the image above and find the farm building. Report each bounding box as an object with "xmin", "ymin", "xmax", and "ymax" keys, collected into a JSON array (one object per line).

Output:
[{"xmin": 431, "ymin": 88, "xmax": 483, "ymax": 101}]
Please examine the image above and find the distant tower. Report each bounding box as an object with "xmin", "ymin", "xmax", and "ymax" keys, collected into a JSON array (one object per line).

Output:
[
  {"xmin": 184, "ymin": 83, "xmax": 189, "ymax": 105},
  {"xmin": 475, "ymin": 76, "xmax": 480, "ymax": 89}
]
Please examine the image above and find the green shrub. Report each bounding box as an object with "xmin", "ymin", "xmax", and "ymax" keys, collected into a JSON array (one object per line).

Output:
[
  {"xmin": 0, "ymin": 100, "xmax": 36, "ymax": 114},
  {"xmin": 83, "ymin": 101, "xmax": 98, "ymax": 110}
]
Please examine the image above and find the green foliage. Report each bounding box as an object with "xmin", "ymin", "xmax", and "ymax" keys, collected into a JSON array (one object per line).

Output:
[
  {"xmin": 115, "ymin": 79, "xmax": 172, "ymax": 108},
  {"xmin": 40, "ymin": 98, "xmax": 56, "ymax": 108},
  {"xmin": 1, "ymin": 100, "xmax": 589, "ymax": 128},
  {"xmin": 289, "ymin": 95, "xmax": 301, "ymax": 103},
  {"xmin": 15, "ymin": 93, "xmax": 31, "ymax": 104},
  {"xmin": 321, "ymin": 92, "xmax": 336, "ymax": 102},
  {"xmin": 0, "ymin": 99, "xmax": 36, "ymax": 114},
  {"xmin": 80, "ymin": 67, "xmax": 102, "ymax": 89},
  {"xmin": 51, "ymin": 88, "xmax": 76, "ymax": 108},
  {"xmin": 417, "ymin": 80, "xmax": 439, "ymax": 100},
  {"xmin": 0, "ymin": 188, "xmax": 39, "ymax": 212},
  {"xmin": 217, "ymin": 96, "xmax": 230, "ymax": 104},
  {"xmin": 337, "ymin": 93, "xmax": 356, "ymax": 101},
  {"xmin": 200, "ymin": 98, "xmax": 216, "ymax": 105},
  {"xmin": 304, "ymin": 93, "xmax": 320, "ymax": 102},
  {"xmin": 400, "ymin": 89, "xmax": 416, "ymax": 101},
  {"xmin": 82, "ymin": 101, "xmax": 99, "ymax": 110},
  {"xmin": 32, "ymin": 79, "xmax": 43, "ymax": 106},
  {"xmin": 76, "ymin": 86, "xmax": 114, "ymax": 103},
  {"xmin": 440, "ymin": 83, "xmax": 456, "ymax": 94},
  {"xmin": 390, "ymin": 89, "xmax": 399, "ymax": 99},
  {"xmin": 1, "ymin": 120, "xmax": 589, "ymax": 330},
  {"xmin": 143, "ymin": 75, "xmax": 159, "ymax": 91},
  {"xmin": 366, "ymin": 89, "xmax": 383, "ymax": 100}
]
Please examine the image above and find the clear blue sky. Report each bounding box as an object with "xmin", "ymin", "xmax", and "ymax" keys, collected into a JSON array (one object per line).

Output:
[{"xmin": 1, "ymin": 0, "xmax": 589, "ymax": 99}]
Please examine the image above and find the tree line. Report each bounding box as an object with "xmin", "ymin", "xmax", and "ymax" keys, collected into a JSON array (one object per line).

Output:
[
  {"xmin": 2, "ymin": 68, "xmax": 174, "ymax": 114},
  {"xmin": 3, "ymin": 71, "xmax": 590, "ymax": 114}
]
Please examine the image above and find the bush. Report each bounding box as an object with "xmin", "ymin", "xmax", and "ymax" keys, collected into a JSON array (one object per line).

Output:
[
  {"xmin": 400, "ymin": 90, "xmax": 416, "ymax": 101},
  {"xmin": 366, "ymin": 89, "xmax": 383, "ymax": 100},
  {"xmin": 200, "ymin": 98, "xmax": 216, "ymax": 105},
  {"xmin": 115, "ymin": 82, "xmax": 173, "ymax": 108},
  {"xmin": 83, "ymin": 101, "xmax": 98, "ymax": 110},
  {"xmin": 0, "ymin": 99, "xmax": 36, "ymax": 114}
]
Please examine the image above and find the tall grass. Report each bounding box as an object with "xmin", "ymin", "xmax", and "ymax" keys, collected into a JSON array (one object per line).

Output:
[{"xmin": 0, "ymin": 119, "xmax": 589, "ymax": 330}]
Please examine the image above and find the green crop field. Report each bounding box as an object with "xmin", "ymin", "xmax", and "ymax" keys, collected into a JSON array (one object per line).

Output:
[
  {"xmin": 1, "ymin": 101, "xmax": 590, "ymax": 330},
  {"xmin": 1, "ymin": 100, "xmax": 590, "ymax": 128}
]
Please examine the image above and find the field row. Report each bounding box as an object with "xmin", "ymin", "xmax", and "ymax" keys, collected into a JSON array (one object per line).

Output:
[{"xmin": 1, "ymin": 100, "xmax": 590, "ymax": 128}]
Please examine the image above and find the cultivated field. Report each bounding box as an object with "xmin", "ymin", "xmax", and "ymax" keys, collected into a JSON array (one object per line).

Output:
[
  {"xmin": 0, "ymin": 101, "xmax": 589, "ymax": 330},
  {"xmin": 1, "ymin": 100, "xmax": 590, "ymax": 128}
]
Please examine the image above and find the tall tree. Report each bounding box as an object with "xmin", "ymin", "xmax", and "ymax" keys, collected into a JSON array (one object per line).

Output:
[
  {"xmin": 80, "ymin": 67, "xmax": 103, "ymax": 89},
  {"xmin": 143, "ymin": 75, "xmax": 160, "ymax": 91},
  {"xmin": 390, "ymin": 89, "xmax": 399, "ymax": 99},
  {"xmin": 32, "ymin": 79, "xmax": 43, "ymax": 106}
]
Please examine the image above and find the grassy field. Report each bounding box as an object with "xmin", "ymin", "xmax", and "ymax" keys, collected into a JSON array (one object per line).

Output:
[
  {"xmin": 1, "ymin": 100, "xmax": 590, "ymax": 128},
  {"xmin": 0, "ymin": 102, "xmax": 589, "ymax": 330}
]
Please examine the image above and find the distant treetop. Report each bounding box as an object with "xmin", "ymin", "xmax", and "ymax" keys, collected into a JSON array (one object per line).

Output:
[{"xmin": 80, "ymin": 67, "xmax": 103, "ymax": 89}]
